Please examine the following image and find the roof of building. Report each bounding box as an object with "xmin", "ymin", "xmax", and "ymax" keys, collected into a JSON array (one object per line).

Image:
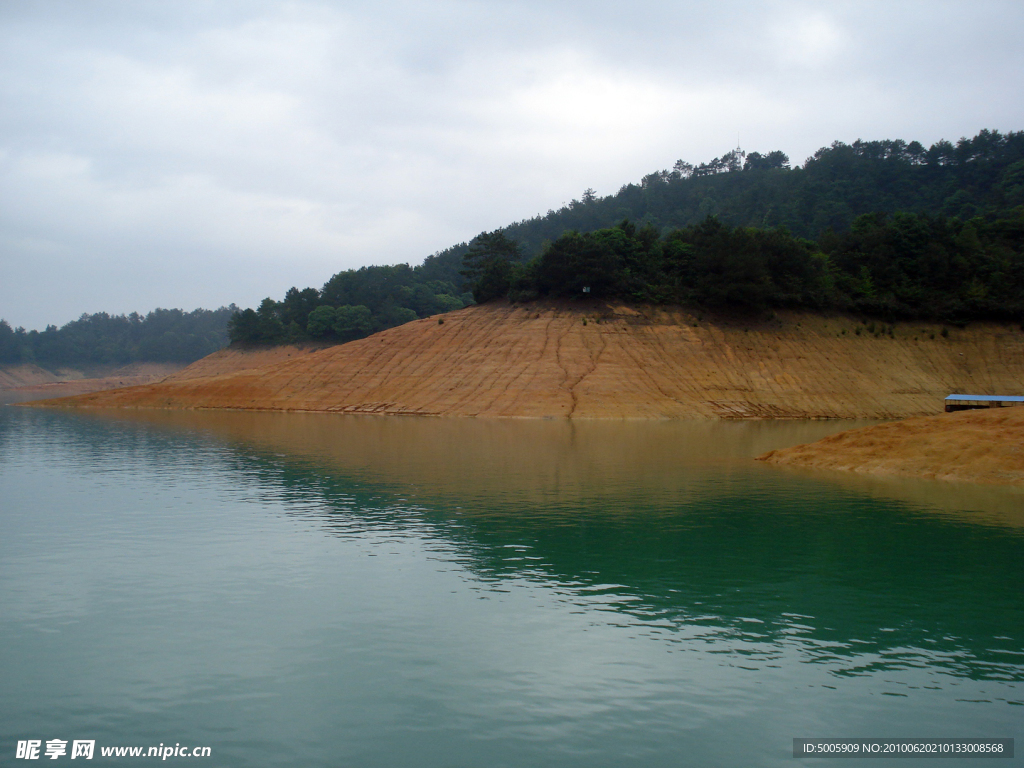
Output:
[{"xmin": 945, "ymin": 394, "xmax": 1024, "ymax": 402}]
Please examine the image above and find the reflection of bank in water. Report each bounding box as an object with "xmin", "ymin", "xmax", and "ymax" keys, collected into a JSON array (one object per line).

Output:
[
  {"xmin": 4, "ymin": 404, "xmax": 1023, "ymax": 765},
  {"xmin": 71, "ymin": 408, "xmax": 870, "ymax": 505},
  {"xmin": 53, "ymin": 407, "xmax": 1024, "ymax": 689},
  {"xmin": 72, "ymin": 407, "xmax": 1024, "ymax": 528}
]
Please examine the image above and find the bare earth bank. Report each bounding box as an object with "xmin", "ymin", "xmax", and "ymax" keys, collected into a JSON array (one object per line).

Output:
[
  {"xmin": 28, "ymin": 303, "xmax": 1024, "ymax": 420},
  {"xmin": 758, "ymin": 407, "xmax": 1024, "ymax": 485},
  {"xmin": 0, "ymin": 362, "xmax": 185, "ymax": 404},
  {"xmin": 0, "ymin": 347, "xmax": 327, "ymax": 404}
]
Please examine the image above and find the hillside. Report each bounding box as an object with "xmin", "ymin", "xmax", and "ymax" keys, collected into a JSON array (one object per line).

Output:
[
  {"xmin": 226, "ymin": 129, "xmax": 1024, "ymax": 349},
  {"xmin": 169, "ymin": 344, "xmax": 326, "ymax": 380},
  {"xmin": 758, "ymin": 407, "xmax": 1024, "ymax": 485},
  {"xmin": 33, "ymin": 303, "xmax": 1024, "ymax": 419}
]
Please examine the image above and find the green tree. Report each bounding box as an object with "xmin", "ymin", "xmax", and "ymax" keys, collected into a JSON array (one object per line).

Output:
[
  {"xmin": 280, "ymin": 287, "xmax": 321, "ymax": 330},
  {"xmin": 461, "ymin": 230, "xmax": 521, "ymax": 303},
  {"xmin": 306, "ymin": 306, "xmax": 338, "ymax": 339},
  {"xmin": 332, "ymin": 305, "xmax": 373, "ymax": 341}
]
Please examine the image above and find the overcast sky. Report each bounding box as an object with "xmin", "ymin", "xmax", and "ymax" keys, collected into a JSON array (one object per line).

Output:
[{"xmin": 2, "ymin": 0, "xmax": 1023, "ymax": 329}]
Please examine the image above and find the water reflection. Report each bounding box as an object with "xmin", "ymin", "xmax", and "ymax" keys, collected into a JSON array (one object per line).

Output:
[
  {"xmin": 31, "ymin": 407, "xmax": 1024, "ymax": 691},
  {"xmin": 4, "ymin": 406, "xmax": 1023, "ymax": 767},
  {"xmin": 60, "ymin": 409, "xmax": 871, "ymax": 505}
]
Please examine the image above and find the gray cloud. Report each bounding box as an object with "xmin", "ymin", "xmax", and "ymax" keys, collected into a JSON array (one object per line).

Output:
[{"xmin": 2, "ymin": 0, "xmax": 1023, "ymax": 328}]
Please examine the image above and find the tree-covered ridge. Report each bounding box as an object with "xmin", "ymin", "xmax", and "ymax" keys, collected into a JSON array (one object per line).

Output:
[
  {"xmin": 465, "ymin": 209, "xmax": 1024, "ymax": 323},
  {"xmin": 229, "ymin": 128, "xmax": 1024, "ymax": 345},
  {"xmin": 0, "ymin": 307, "xmax": 236, "ymax": 367},
  {"xmin": 500, "ymin": 129, "xmax": 1024, "ymax": 257}
]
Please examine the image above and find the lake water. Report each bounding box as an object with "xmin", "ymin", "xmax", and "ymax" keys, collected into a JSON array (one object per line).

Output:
[{"xmin": 1, "ymin": 406, "xmax": 1022, "ymax": 767}]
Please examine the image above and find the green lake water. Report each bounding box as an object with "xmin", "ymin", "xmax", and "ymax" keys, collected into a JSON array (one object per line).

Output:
[{"xmin": 1, "ymin": 407, "xmax": 1022, "ymax": 767}]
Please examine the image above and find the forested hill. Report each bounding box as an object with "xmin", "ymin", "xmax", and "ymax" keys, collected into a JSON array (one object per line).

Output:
[
  {"xmin": 13, "ymin": 130, "xmax": 1020, "ymax": 364},
  {"xmin": 498, "ymin": 130, "xmax": 1024, "ymax": 256},
  {"xmin": 0, "ymin": 307, "xmax": 236, "ymax": 367},
  {"xmin": 231, "ymin": 128, "xmax": 1023, "ymax": 344}
]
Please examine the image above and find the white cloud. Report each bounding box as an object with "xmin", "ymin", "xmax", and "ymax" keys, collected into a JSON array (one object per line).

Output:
[
  {"xmin": 1, "ymin": 0, "xmax": 1023, "ymax": 328},
  {"xmin": 772, "ymin": 12, "xmax": 848, "ymax": 68}
]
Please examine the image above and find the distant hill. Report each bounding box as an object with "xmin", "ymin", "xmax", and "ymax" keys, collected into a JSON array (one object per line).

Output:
[{"xmin": 0, "ymin": 307, "xmax": 236, "ymax": 368}]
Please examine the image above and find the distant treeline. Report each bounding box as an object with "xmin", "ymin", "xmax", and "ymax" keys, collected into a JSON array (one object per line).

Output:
[
  {"xmin": 227, "ymin": 266, "xmax": 473, "ymax": 345},
  {"xmin": 229, "ymin": 129, "xmax": 1024, "ymax": 345},
  {"xmin": 0, "ymin": 307, "xmax": 236, "ymax": 367}
]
